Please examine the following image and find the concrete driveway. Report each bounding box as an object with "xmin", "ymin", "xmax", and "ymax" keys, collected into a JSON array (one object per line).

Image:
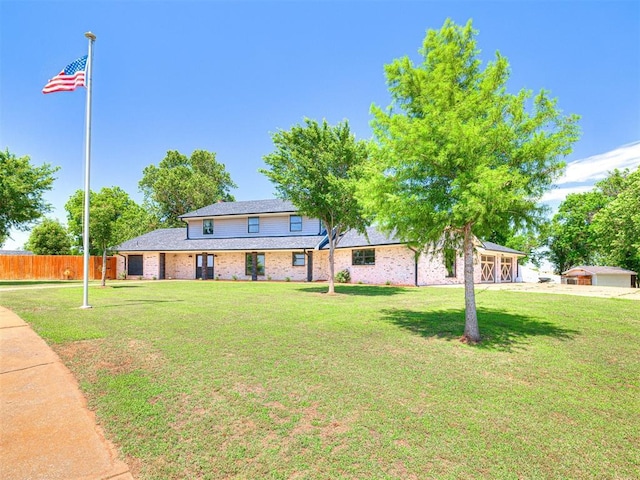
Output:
[{"xmin": 468, "ymin": 282, "xmax": 640, "ymax": 300}]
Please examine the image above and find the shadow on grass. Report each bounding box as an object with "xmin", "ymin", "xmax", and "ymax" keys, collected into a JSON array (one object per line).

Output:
[
  {"xmin": 297, "ymin": 284, "xmax": 408, "ymax": 297},
  {"xmin": 109, "ymin": 285, "xmax": 141, "ymax": 289},
  {"xmin": 379, "ymin": 307, "xmax": 579, "ymax": 351}
]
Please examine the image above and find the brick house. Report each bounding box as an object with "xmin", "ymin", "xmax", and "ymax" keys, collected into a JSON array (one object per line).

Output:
[{"xmin": 115, "ymin": 199, "xmax": 524, "ymax": 286}]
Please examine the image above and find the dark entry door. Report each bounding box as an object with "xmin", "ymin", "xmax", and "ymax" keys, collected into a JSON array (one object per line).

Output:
[
  {"xmin": 159, "ymin": 253, "xmax": 165, "ymax": 280},
  {"xmin": 306, "ymin": 251, "xmax": 313, "ymax": 282},
  {"xmin": 196, "ymin": 254, "xmax": 213, "ymax": 279}
]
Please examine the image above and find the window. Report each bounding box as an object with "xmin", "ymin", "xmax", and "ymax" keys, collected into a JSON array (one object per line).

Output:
[
  {"xmin": 352, "ymin": 249, "xmax": 375, "ymax": 265},
  {"xmin": 203, "ymin": 219, "xmax": 214, "ymax": 235},
  {"xmin": 245, "ymin": 253, "xmax": 265, "ymax": 275},
  {"xmin": 444, "ymin": 248, "xmax": 456, "ymax": 277},
  {"xmin": 248, "ymin": 217, "xmax": 259, "ymax": 233},
  {"xmin": 290, "ymin": 215, "xmax": 302, "ymax": 232},
  {"xmin": 127, "ymin": 255, "xmax": 143, "ymax": 276},
  {"xmin": 292, "ymin": 252, "xmax": 305, "ymax": 266}
]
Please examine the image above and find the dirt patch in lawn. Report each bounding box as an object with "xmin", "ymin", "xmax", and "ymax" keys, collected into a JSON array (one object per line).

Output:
[{"xmin": 55, "ymin": 338, "xmax": 165, "ymax": 382}]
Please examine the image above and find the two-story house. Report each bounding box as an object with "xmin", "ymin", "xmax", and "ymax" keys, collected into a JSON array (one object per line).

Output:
[{"xmin": 115, "ymin": 199, "xmax": 524, "ymax": 285}]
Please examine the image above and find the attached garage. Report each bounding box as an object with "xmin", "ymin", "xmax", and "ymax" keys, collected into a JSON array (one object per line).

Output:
[{"xmin": 562, "ymin": 266, "xmax": 638, "ymax": 288}]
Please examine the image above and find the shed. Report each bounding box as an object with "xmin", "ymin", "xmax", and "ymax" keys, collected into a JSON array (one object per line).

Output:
[{"xmin": 562, "ymin": 266, "xmax": 638, "ymax": 288}]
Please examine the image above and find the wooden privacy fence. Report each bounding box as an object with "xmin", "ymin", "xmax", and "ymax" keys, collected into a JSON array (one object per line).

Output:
[{"xmin": 0, "ymin": 255, "xmax": 116, "ymax": 280}]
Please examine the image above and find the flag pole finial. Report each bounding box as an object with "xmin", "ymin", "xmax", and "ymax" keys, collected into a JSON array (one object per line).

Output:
[{"xmin": 85, "ymin": 31, "xmax": 96, "ymax": 40}]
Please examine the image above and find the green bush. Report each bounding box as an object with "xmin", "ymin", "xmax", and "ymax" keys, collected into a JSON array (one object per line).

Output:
[{"xmin": 335, "ymin": 269, "xmax": 351, "ymax": 283}]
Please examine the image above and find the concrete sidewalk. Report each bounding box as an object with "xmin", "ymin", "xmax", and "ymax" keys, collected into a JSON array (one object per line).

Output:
[{"xmin": 0, "ymin": 306, "xmax": 134, "ymax": 480}]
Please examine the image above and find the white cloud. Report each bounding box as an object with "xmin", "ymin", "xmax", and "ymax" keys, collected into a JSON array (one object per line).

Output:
[
  {"xmin": 558, "ymin": 141, "xmax": 640, "ymax": 185},
  {"xmin": 540, "ymin": 141, "xmax": 640, "ymax": 214},
  {"xmin": 541, "ymin": 185, "xmax": 594, "ymax": 203}
]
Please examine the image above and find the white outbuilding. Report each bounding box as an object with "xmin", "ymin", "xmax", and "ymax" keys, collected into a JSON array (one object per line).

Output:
[{"xmin": 562, "ymin": 266, "xmax": 638, "ymax": 288}]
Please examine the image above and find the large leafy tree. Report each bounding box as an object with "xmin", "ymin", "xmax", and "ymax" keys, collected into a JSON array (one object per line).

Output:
[
  {"xmin": 545, "ymin": 191, "xmax": 608, "ymax": 273},
  {"xmin": 139, "ymin": 150, "xmax": 236, "ymax": 227},
  {"xmin": 262, "ymin": 119, "xmax": 370, "ymax": 294},
  {"xmin": 545, "ymin": 168, "xmax": 632, "ymax": 273},
  {"xmin": 359, "ymin": 19, "xmax": 580, "ymax": 342},
  {"xmin": 24, "ymin": 218, "xmax": 72, "ymax": 255},
  {"xmin": 592, "ymin": 167, "xmax": 640, "ymax": 276},
  {"xmin": 66, "ymin": 187, "xmax": 155, "ymax": 285},
  {"xmin": 0, "ymin": 149, "xmax": 59, "ymax": 246}
]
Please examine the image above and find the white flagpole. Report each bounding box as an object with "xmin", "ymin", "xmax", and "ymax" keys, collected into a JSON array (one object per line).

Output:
[{"xmin": 81, "ymin": 31, "xmax": 96, "ymax": 309}]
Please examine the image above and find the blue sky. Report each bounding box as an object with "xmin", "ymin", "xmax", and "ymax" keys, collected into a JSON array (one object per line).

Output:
[{"xmin": 1, "ymin": 0, "xmax": 639, "ymax": 249}]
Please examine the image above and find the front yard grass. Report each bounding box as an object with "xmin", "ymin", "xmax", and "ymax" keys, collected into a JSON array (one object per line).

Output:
[{"xmin": 2, "ymin": 281, "xmax": 639, "ymax": 479}]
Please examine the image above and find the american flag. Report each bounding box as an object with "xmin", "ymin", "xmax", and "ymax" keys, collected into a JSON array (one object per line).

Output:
[{"xmin": 42, "ymin": 55, "xmax": 87, "ymax": 94}]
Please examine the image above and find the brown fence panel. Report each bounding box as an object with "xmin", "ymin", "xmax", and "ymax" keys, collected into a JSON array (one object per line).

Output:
[{"xmin": 0, "ymin": 255, "xmax": 116, "ymax": 280}]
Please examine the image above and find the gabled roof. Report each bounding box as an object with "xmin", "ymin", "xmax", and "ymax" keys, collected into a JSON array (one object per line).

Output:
[
  {"xmin": 116, "ymin": 223, "xmax": 524, "ymax": 255},
  {"xmin": 325, "ymin": 227, "xmax": 403, "ymax": 250},
  {"xmin": 479, "ymin": 241, "xmax": 525, "ymax": 256},
  {"xmin": 180, "ymin": 199, "xmax": 296, "ymax": 219},
  {"xmin": 116, "ymin": 228, "xmax": 325, "ymax": 252},
  {"xmin": 118, "ymin": 198, "xmax": 525, "ymax": 256},
  {"xmin": 563, "ymin": 266, "xmax": 637, "ymax": 276}
]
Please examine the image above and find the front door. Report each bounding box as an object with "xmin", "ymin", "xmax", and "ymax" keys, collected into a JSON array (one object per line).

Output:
[
  {"xmin": 196, "ymin": 254, "xmax": 214, "ymax": 279},
  {"xmin": 159, "ymin": 253, "xmax": 165, "ymax": 280},
  {"xmin": 306, "ymin": 251, "xmax": 313, "ymax": 282}
]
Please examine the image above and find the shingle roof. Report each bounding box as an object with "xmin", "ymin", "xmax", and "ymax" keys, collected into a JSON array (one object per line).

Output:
[
  {"xmin": 0, "ymin": 250, "xmax": 34, "ymax": 255},
  {"xmin": 116, "ymin": 228, "xmax": 325, "ymax": 252},
  {"xmin": 563, "ymin": 265, "xmax": 637, "ymax": 275},
  {"xmin": 479, "ymin": 240, "xmax": 525, "ymax": 255},
  {"xmin": 180, "ymin": 199, "xmax": 296, "ymax": 219},
  {"xmin": 117, "ymin": 198, "xmax": 524, "ymax": 256},
  {"xmin": 327, "ymin": 227, "xmax": 403, "ymax": 249}
]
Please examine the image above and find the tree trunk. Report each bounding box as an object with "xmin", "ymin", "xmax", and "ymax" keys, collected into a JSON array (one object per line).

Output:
[
  {"xmin": 328, "ymin": 236, "xmax": 335, "ymax": 294},
  {"xmin": 463, "ymin": 224, "xmax": 480, "ymax": 343},
  {"xmin": 101, "ymin": 248, "xmax": 107, "ymax": 287}
]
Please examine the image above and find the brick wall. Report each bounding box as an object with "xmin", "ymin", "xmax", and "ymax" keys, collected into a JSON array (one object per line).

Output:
[
  {"xmin": 115, "ymin": 247, "xmax": 519, "ymax": 285},
  {"xmin": 332, "ymin": 246, "xmax": 415, "ymax": 285},
  {"xmin": 165, "ymin": 254, "xmax": 195, "ymax": 279}
]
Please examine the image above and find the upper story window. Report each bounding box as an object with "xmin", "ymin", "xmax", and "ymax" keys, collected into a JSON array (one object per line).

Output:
[
  {"xmin": 248, "ymin": 217, "xmax": 259, "ymax": 233},
  {"xmin": 290, "ymin": 215, "xmax": 302, "ymax": 232},
  {"xmin": 203, "ymin": 219, "xmax": 214, "ymax": 235},
  {"xmin": 444, "ymin": 248, "xmax": 456, "ymax": 277},
  {"xmin": 352, "ymin": 249, "xmax": 375, "ymax": 266}
]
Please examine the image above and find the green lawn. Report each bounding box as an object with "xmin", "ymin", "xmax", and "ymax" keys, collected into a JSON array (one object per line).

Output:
[{"xmin": 2, "ymin": 281, "xmax": 639, "ymax": 479}]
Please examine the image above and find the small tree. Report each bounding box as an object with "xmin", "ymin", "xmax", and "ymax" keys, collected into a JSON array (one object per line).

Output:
[
  {"xmin": 25, "ymin": 218, "xmax": 71, "ymax": 255},
  {"xmin": 139, "ymin": 149, "xmax": 237, "ymax": 227},
  {"xmin": 360, "ymin": 19, "xmax": 579, "ymax": 342},
  {"xmin": 261, "ymin": 119, "xmax": 369, "ymax": 294},
  {"xmin": 0, "ymin": 149, "xmax": 59, "ymax": 246},
  {"xmin": 66, "ymin": 187, "xmax": 154, "ymax": 286}
]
